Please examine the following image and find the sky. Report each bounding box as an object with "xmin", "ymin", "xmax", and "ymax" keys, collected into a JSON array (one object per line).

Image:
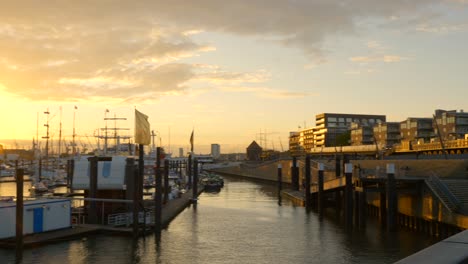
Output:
[{"xmin": 0, "ymin": 0, "xmax": 467, "ymax": 154}]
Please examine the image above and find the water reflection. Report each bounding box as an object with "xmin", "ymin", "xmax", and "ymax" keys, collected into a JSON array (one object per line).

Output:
[{"xmin": 0, "ymin": 175, "xmax": 439, "ymax": 264}]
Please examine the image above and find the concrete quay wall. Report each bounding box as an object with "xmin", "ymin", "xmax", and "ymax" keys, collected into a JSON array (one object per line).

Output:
[{"xmin": 213, "ymin": 159, "xmax": 468, "ymax": 230}]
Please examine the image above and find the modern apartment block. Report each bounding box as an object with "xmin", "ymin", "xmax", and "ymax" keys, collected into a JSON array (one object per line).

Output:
[
  {"xmin": 373, "ymin": 122, "xmax": 400, "ymax": 147},
  {"xmin": 289, "ymin": 113, "xmax": 386, "ymax": 153},
  {"xmin": 314, "ymin": 113, "xmax": 386, "ymax": 148},
  {"xmin": 350, "ymin": 122, "xmax": 374, "ymax": 146},
  {"xmin": 400, "ymin": 117, "xmax": 434, "ymax": 143},
  {"xmin": 433, "ymin": 109, "xmax": 468, "ymax": 140}
]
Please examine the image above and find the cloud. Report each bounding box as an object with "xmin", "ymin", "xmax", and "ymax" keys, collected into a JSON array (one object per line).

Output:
[
  {"xmin": 349, "ymin": 55, "xmax": 407, "ymax": 63},
  {"xmin": 194, "ymin": 69, "xmax": 271, "ymax": 85},
  {"xmin": 0, "ymin": 1, "xmax": 446, "ymax": 102},
  {"xmin": 218, "ymin": 86, "xmax": 314, "ymax": 99},
  {"xmin": 415, "ymin": 23, "xmax": 467, "ymax": 34}
]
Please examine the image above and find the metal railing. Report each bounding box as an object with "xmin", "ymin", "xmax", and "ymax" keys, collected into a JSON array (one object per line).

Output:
[{"xmin": 426, "ymin": 173, "xmax": 461, "ymax": 213}]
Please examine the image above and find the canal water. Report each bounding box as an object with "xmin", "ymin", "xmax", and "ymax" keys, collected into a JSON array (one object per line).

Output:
[{"xmin": 1, "ymin": 176, "xmax": 439, "ymax": 264}]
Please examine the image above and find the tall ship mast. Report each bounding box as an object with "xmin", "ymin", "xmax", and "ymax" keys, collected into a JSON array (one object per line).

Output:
[{"xmin": 95, "ymin": 110, "xmax": 131, "ymax": 155}]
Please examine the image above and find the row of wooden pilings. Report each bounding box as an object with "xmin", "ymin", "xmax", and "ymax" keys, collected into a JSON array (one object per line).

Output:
[{"xmin": 277, "ymin": 155, "xmax": 462, "ymax": 237}]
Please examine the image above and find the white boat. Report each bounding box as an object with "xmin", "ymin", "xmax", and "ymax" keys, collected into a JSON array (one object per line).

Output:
[{"xmin": 30, "ymin": 181, "xmax": 49, "ymax": 193}]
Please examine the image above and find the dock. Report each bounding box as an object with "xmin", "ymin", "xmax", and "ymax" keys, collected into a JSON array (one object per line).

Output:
[{"xmin": 0, "ymin": 185, "xmax": 204, "ymax": 248}]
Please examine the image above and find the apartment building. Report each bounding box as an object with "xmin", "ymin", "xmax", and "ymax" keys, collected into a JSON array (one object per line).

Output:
[
  {"xmin": 314, "ymin": 113, "xmax": 386, "ymax": 148},
  {"xmin": 373, "ymin": 122, "xmax": 400, "ymax": 147},
  {"xmin": 400, "ymin": 117, "xmax": 434, "ymax": 143},
  {"xmin": 433, "ymin": 109, "xmax": 468, "ymax": 140}
]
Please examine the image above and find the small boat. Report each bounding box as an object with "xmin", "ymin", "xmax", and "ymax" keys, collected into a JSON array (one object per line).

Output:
[
  {"xmin": 53, "ymin": 178, "xmax": 68, "ymax": 187},
  {"xmin": 143, "ymin": 179, "xmax": 155, "ymax": 189},
  {"xmin": 30, "ymin": 181, "xmax": 49, "ymax": 193},
  {"xmin": 200, "ymin": 173, "xmax": 224, "ymax": 193}
]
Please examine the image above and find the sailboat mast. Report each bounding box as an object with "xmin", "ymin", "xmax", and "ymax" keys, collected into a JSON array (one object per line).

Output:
[
  {"xmin": 58, "ymin": 106, "xmax": 62, "ymax": 159},
  {"xmin": 73, "ymin": 106, "xmax": 77, "ymax": 155}
]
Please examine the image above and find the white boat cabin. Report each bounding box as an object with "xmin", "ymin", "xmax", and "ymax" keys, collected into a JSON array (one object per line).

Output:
[{"xmin": 0, "ymin": 198, "xmax": 71, "ymax": 239}]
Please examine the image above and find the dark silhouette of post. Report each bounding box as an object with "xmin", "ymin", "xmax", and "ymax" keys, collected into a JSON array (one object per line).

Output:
[
  {"xmin": 67, "ymin": 159, "xmax": 75, "ymax": 192},
  {"xmin": 188, "ymin": 154, "xmax": 192, "ymax": 189},
  {"xmin": 138, "ymin": 144, "xmax": 144, "ymax": 200},
  {"xmin": 359, "ymin": 191, "xmax": 367, "ymax": 229},
  {"xmin": 192, "ymin": 159, "xmax": 198, "ymax": 204},
  {"xmin": 133, "ymin": 158, "xmax": 139, "ymax": 237},
  {"xmin": 277, "ymin": 164, "xmax": 282, "ymax": 205},
  {"xmin": 291, "ymin": 156, "xmax": 299, "ymax": 191},
  {"xmin": 379, "ymin": 183, "xmax": 386, "ymax": 227},
  {"xmin": 386, "ymin": 164, "xmax": 397, "ymax": 232},
  {"xmin": 164, "ymin": 159, "xmax": 169, "ymax": 204},
  {"xmin": 335, "ymin": 155, "xmax": 341, "ymax": 177},
  {"xmin": 16, "ymin": 167, "xmax": 24, "ymax": 260},
  {"xmin": 345, "ymin": 163, "xmax": 353, "ymax": 229},
  {"xmin": 305, "ymin": 155, "xmax": 311, "ymax": 211},
  {"xmin": 154, "ymin": 147, "xmax": 162, "ymax": 233},
  {"xmin": 318, "ymin": 163, "xmax": 324, "ymax": 217},
  {"xmin": 125, "ymin": 158, "xmax": 135, "ymax": 212},
  {"xmin": 88, "ymin": 156, "xmax": 98, "ymax": 224}
]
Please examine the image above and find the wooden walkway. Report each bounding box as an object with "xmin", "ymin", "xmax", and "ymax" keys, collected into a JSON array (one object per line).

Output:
[{"xmin": 0, "ymin": 185, "xmax": 204, "ymax": 248}]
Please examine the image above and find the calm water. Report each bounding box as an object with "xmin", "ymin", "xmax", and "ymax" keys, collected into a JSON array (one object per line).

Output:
[{"xmin": 0, "ymin": 176, "xmax": 438, "ymax": 264}]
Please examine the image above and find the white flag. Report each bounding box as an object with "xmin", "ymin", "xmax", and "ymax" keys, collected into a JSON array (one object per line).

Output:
[{"xmin": 135, "ymin": 109, "xmax": 151, "ymax": 145}]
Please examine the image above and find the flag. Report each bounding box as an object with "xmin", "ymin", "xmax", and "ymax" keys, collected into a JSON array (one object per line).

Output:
[
  {"xmin": 190, "ymin": 129, "xmax": 194, "ymax": 152},
  {"xmin": 135, "ymin": 109, "xmax": 151, "ymax": 145}
]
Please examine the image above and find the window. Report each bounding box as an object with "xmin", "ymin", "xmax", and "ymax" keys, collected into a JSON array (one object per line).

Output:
[{"xmin": 328, "ymin": 117, "xmax": 337, "ymax": 122}]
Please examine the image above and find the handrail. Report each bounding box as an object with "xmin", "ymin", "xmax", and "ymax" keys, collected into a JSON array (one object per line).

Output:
[{"xmin": 427, "ymin": 173, "xmax": 461, "ymax": 212}]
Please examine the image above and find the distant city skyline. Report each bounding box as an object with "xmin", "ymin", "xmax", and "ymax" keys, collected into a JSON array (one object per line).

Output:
[{"xmin": 1, "ymin": 1, "xmax": 467, "ymax": 153}]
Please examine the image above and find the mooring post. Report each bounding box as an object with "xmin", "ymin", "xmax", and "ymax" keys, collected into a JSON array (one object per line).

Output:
[
  {"xmin": 277, "ymin": 164, "xmax": 282, "ymax": 205},
  {"xmin": 193, "ymin": 158, "xmax": 198, "ymax": 204},
  {"xmin": 154, "ymin": 147, "xmax": 162, "ymax": 233},
  {"xmin": 133, "ymin": 159, "xmax": 139, "ymax": 237},
  {"xmin": 379, "ymin": 182, "xmax": 387, "ymax": 228},
  {"xmin": 292, "ymin": 156, "xmax": 299, "ymax": 191},
  {"xmin": 16, "ymin": 167, "xmax": 24, "ymax": 260},
  {"xmin": 88, "ymin": 156, "xmax": 98, "ymax": 224},
  {"xmin": 188, "ymin": 154, "xmax": 192, "ymax": 189},
  {"xmin": 345, "ymin": 163, "xmax": 353, "ymax": 229},
  {"xmin": 125, "ymin": 158, "xmax": 135, "ymax": 213},
  {"xmin": 386, "ymin": 163, "xmax": 397, "ymax": 232},
  {"xmin": 69, "ymin": 159, "xmax": 75, "ymax": 192},
  {"xmin": 318, "ymin": 163, "xmax": 324, "ymax": 217},
  {"xmin": 305, "ymin": 155, "xmax": 311, "ymax": 211},
  {"xmin": 66, "ymin": 159, "xmax": 71, "ymax": 187},
  {"xmin": 164, "ymin": 159, "xmax": 169, "ymax": 204},
  {"xmin": 335, "ymin": 155, "xmax": 341, "ymax": 177},
  {"xmin": 359, "ymin": 190, "xmax": 367, "ymax": 229}
]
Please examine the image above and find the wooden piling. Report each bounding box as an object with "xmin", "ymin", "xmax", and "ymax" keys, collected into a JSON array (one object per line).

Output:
[
  {"xmin": 305, "ymin": 155, "xmax": 311, "ymax": 211},
  {"xmin": 188, "ymin": 154, "xmax": 192, "ymax": 189},
  {"xmin": 386, "ymin": 164, "xmax": 397, "ymax": 232},
  {"xmin": 277, "ymin": 164, "xmax": 282, "ymax": 205},
  {"xmin": 335, "ymin": 156, "xmax": 341, "ymax": 177},
  {"xmin": 16, "ymin": 167, "xmax": 24, "ymax": 260},
  {"xmin": 358, "ymin": 191, "xmax": 366, "ymax": 228},
  {"xmin": 88, "ymin": 156, "xmax": 98, "ymax": 224},
  {"xmin": 318, "ymin": 163, "xmax": 324, "ymax": 217},
  {"xmin": 154, "ymin": 147, "xmax": 162, "ymax": 233},
  {"xmin": 379, "ymin": 183, "xmax": 386, "ymax": 228},
  {"xmin": 292, "ymin": 156, "xmax": 299, "ymax": 191},
  {"xmin": 344, "ymin": 163, "xmax": 353, "ymax": 229},
  {"xmin": 193, "ymin": 159, "xmax": 198, "ymax": 204},
  {"xmin": 133, "ymin": 157, "xmax": 139, "ymax": 237},
  {"xmin": 164, "ymin": 160, "xmax": 169, "ymax": 204}
]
